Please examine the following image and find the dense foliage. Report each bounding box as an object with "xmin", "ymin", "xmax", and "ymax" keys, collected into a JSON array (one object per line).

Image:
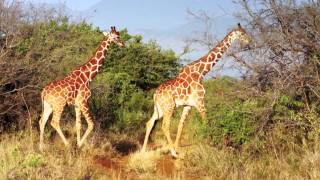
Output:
[
  {"xmin": 91, "ymin": 33, "xmax": 179, "ymax": 132},
  {"xmin": 0, "ymin": 17, "xmax": 180, "ymax": 133}
]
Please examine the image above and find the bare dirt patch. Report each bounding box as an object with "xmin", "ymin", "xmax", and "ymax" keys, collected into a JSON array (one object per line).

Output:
[
  {"xmin": 156, "ymin": 155, "xmax": 176, "ymax": 177},
  {"xmin": 94, "ymin": 155, "xmax": 121, "ymax": 170}
]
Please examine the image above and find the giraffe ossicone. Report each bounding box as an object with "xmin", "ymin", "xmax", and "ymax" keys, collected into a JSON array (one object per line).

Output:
[
  {"xmin": 141, "ymin": 23, "xmax": 251, "ymax": 157},
  {"xmin": 39, "ymin": 26, "xmax": 124, "ymax": 151}
]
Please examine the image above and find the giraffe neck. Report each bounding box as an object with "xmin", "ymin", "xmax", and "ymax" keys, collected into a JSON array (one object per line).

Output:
[
  {"xmin": 71, "ymin": 39, "xmax": 111, "ymax": 84},
  {"xmin": 180, "ymin": 30, "xmax": 240, "ymax": 80}
]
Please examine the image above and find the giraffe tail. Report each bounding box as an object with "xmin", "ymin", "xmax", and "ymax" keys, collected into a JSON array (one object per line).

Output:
[
  {"xmin": 40, "ymin": 92, "xmax": 45, "ymax": 117},
  {"xmin": 153, "ymin": 94, "xmax": 161, "ymax": 120}
]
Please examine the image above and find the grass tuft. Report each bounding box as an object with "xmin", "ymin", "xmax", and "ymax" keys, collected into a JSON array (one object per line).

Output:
[
  {"xmin": 126, "ymin": 150, "xmax": 161, "ymax": 173},
  {"xmin": 22, "ymin": 153, "xmax": 46, "ymax": 168}
]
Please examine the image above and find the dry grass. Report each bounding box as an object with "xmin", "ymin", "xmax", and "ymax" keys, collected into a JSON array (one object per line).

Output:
[
  {"xmin": 181, "ymin": 144, "xmax": 238, "ymax": 179},
  {"xmin": 0, "ymin": 128, "xmax": 131, "ymax": 179},
  {"xmin": 180, "ymin": 143, "xmax": 320, "ymax": 180},
  {"xmin": 2, "ymin": 127, "xmax": 320, "ymax": 179}
]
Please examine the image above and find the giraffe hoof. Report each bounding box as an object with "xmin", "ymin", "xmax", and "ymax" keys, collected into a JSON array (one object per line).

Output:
[
  {"xmin": 64, "ymin": 142, "xmax": 71, "ymax": 149},
  {"xmin": 170, "ymin": 149, "xmax": 178, "ymax": 158},
  {"xmin": 140, "ymin": 146, "xmax": 147, "ymax": 153}
]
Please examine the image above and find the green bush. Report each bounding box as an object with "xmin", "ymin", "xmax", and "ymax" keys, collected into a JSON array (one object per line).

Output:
[
  {"xmin": 189, "ymin": 77, "xmax": 258, "ymax": 148},
  {"xmin": 199, "ymin": 99, "xmax": 258, "ymax": 147}
]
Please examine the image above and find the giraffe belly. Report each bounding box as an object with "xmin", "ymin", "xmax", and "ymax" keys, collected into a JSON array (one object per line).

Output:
[
  {"xmin": 43, "ymin": 85, "xmax": 76, "ymax": 106},
  {"xmin": 175, "ymin": 96, "xmax": 196, "ymax": 107},
  {"xmin": 175, "ymin": 99, "xmax": 186, "ymax": 106}
]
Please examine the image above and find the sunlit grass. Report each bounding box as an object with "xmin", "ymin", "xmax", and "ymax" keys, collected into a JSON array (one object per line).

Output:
[
  {"xmin": 2, "ymin": 125, "xmax": 320, "ymax": 179},
  {"xmin": 127, "ymin": 150, "xmax": 161, "ymax": 173}
]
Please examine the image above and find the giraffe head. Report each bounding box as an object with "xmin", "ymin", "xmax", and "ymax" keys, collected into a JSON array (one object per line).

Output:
[
  {"xmin": 102, "ymin": 26, "xmax": 125, "ymax": 47},
  {"xmin": 233, "ymin": 23, "xmax": 251, "ymax": 46}
]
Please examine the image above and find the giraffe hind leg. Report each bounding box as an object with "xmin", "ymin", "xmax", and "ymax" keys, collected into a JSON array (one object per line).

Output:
[
  {"xmin": 75, "ymin": 105, "xmax": 82, "ymax": 146},
  {"xmin": 39, "ymin": 100, "xmax": 53, "ymax": 151},
  {"xmin": 50, "ymin": 106, "xmax": 69, "ymax": 147}
]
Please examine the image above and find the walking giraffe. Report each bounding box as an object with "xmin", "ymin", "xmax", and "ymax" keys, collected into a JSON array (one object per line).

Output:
[
  {"xmin": 141, "ymin": 23, "xmax": 251, "ymax": 157},
  {"xmin": 39, "ymin": 26, "xmax": 124, "ymax": 151}
]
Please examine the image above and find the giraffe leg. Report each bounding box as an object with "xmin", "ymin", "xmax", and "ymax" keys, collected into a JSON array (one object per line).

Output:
[
  {"xmin": 174, "ymin": 106, "xmax": 191, "ymax": 150},
  {"xmin": 75, "ymin": 105, "xmax": 82, "ymax": 146},
  {"xmin": 39, "ymin": 100, "xmax": 53, "ymax": 151},
  {"xmin": 78, "ymin": 104, "xmax": 94, "ymax": 147},
  {"xmin": 141, "ymin": 105, "xmax": 162, "ymax": 152},
  {"xmin": 50, "ymin": 106, "xmax": 69, "ymax": 147},
  {"xmin": 195, "ymin": 98, "xmax": 206, "ymax": 119},
  {"xmin": 162, "ymin": 109, "xmax": 177, "ymax": 157}
]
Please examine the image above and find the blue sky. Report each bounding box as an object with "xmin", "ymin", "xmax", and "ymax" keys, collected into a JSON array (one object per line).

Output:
[
  {"xmin": 28, "ymin": 0, "xmax": 243, "ymax": 77},
  {"xmin": 29, "ymin": 0, "xmax": 238, "ymax": 27}
]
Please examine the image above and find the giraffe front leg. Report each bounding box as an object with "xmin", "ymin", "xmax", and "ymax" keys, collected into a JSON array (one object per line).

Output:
[
  {"xmin": 162, "ymin": 109, "xmax": 178, "ymax": 157},
  {"xmin": 195, "ymin": 97, "xmax": 206, "ymax": 120},
  {"xmin": 174, "ymin": 106, "xmax": 191, "ymax": 150},
  {"xmin": 78, "ymin": 103, "xmax": 94, "ymax": 147},
  {"xmin": 141, "ymin": 105, "xmax": 162, "ymax": 153}
]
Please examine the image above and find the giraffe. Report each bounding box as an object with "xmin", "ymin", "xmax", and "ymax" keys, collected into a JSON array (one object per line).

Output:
[
  {"xmin": 39, "ymin": 26, "xmax": 124, "ymax": 151},
  {"xmin": 141, "ymin": 23, "xmax": 251, "ymax": 157}
]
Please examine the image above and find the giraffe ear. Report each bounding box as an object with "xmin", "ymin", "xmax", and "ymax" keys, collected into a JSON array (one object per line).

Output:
[{"xmin": 103, "ymin": 31, "xmax": 109, "ymax": 36}]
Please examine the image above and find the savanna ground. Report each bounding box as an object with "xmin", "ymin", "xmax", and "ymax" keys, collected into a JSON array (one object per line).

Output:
[
  {"xmin": 1, "ymin": 0, "xmax": 320, "ymax": 179},
  {"xmin": 2, "ymin": 113, "xmax": 320, "ymax": 180}
]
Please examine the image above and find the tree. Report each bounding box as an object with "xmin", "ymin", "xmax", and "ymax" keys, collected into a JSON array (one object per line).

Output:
[
  {"xmin": 230, "ymin": 0, "xmax": 320, "ymax": 144},
  {"xmin": 233, "ymin": 0, "xmax": 320, "ymax": 104}
]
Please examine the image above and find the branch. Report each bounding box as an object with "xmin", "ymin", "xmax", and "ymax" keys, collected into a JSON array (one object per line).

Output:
[
  {"xmin": 306, "ymin": 83, "xmax": 320, "ymax": 99},
  {"xmin": 0, "ymin": 85, "xmax": 37, "ymax": 95},
  {"xmin": 230, "ymin": 53, "xmax": 254, "ymax": 70},
  {"xmin": 0, "ymin": 105, "xmax": 16, "ymax": 115}
]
